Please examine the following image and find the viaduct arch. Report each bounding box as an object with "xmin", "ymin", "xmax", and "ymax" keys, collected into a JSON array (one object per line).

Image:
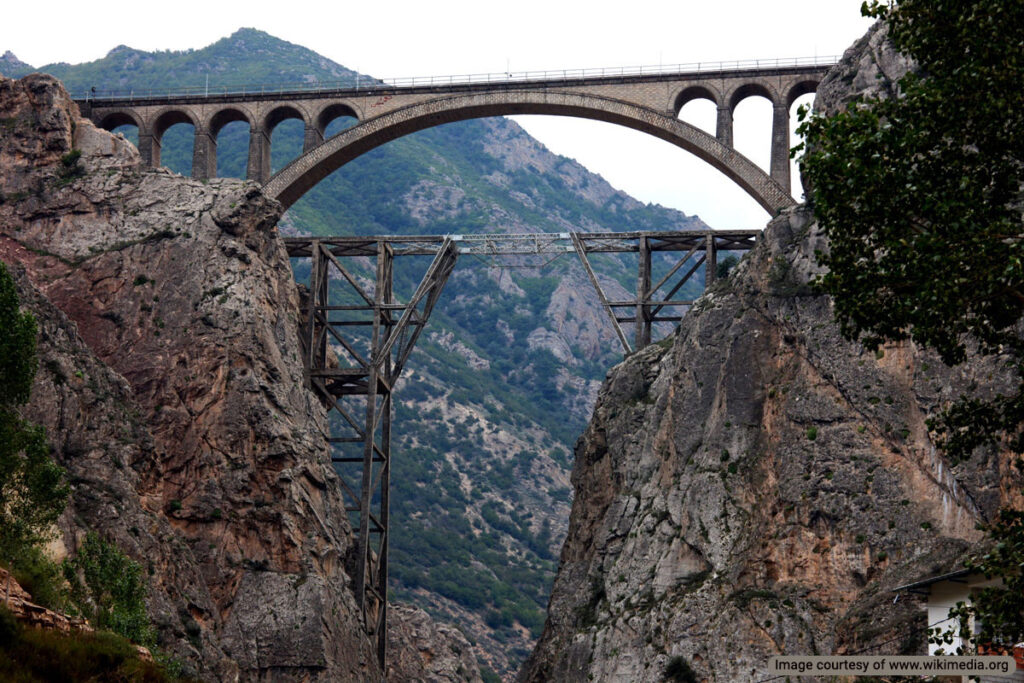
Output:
[
  {"xmin": 75, "ymin": 61, "xmax": 839, "ymax": 672},
  {"xmin": 263, "ymin": 90, "xmax": 796, "ymax": 214},
  {"xmin": 79, "ymin": 62, "xmax": 831, "ymax": 215}
]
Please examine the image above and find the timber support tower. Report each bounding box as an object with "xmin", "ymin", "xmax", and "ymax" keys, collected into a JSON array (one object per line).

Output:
[{"xmin": 285, "ymin": 229, "xmax": 758, "ymax": 668}]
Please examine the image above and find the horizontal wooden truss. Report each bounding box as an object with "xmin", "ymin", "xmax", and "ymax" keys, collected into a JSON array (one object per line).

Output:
[{"xmin": 283, "ymin": 229, "xmax": 757, "ymax": 670}]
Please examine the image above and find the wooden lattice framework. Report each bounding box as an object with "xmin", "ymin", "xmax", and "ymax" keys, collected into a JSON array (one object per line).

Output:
[{"xmin": 283, "ymin": 229, "xmax": 758, "ymax": 669}]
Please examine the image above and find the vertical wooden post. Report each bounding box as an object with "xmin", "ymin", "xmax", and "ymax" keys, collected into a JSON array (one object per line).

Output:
[
  {"xmin": 636, "ymin": 236, "xmax": 651, "ymax": 350},
  {"xmin": 705, "ymin": 233, "xmax": 717, "ymax": 286}
]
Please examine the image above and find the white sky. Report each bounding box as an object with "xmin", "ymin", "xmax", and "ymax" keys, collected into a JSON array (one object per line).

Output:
[{"xmin": 2, "ymin": 1, "xmax": 874, "ymax": 228}]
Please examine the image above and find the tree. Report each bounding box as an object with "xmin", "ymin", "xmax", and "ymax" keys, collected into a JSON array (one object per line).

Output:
[
  {"xmin": 796, "ymin": 0, "xmax": 1024, "ymax": 652},
  {"xmin": 797, "ymin": 0, "xmax": 1024, "ymax": 459},
  {"xmin": 63, "ymin": 533, "xmax": 155, "ymax": 647},
  {"xmin": 0, "ymin": 261, "xmax": 69, "ymax": 567}
]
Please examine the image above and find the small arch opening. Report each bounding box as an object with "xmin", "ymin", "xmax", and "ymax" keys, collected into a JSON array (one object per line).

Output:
[
  {"xmin": 112, "ymin": 125, "xmax": 139, "ymax": 147},
  {"xmin": 677, "ymin": 99, "xmax": 717, "ymax": 137},
  {"xmin": 215, "ymin": 121, "xmax": 251, "ymax": 178},
  {"xmin": 210, "ymin": 109, "xmax": 252, "ymax": 179},
  {"xmin": 265, "ymin": 106, "xmax": 306, "ymax": 175},
  {"xmin": 98, "ymin": 112, "xmax": 140, "ymax": 148},
  {"xmin": 319, "ymin": 103, "xmax": 359, "ymax": 140},
  {"xmin": 153, "ymin": 111, "xmax": 196, "ymax": 176},
  {"xmin": 731, "ymin": 91, "xmax": 774, "ymax": 174},
  {"xmin": 675, "ymin": 86, "xmax": 719, "ymax": 137}
]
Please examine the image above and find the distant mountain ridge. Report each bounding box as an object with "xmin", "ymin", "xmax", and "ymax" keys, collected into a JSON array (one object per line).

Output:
[
  {"xmin": 2, "ymin": 29, "xmax": 361, "ymax": 94},
  {"xmin": 1, "ymin": 29, "xmax": 711, "ymax": 679}
]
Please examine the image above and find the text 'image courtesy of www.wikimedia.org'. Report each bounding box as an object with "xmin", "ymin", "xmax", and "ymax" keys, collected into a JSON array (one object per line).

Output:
[{"xmin": 770, "ymin": 655, "xmax": 1018, "ymax": 677}]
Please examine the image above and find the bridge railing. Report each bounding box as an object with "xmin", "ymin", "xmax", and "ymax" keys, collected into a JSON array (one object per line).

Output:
[{"xmin": 74, "ymin": 55, "xmax": 839, "ymax": 102}]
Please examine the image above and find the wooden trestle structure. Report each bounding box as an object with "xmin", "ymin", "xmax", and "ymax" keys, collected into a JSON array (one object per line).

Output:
[{"xmin": 282, "ymin": 229, "xmax": 758, "ymax": 669}]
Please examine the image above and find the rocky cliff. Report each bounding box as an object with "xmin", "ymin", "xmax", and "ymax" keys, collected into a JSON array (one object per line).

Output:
[
  {"xmin": 521, "ymin": 24, "xmax": 1022, "ymax": 682},
  {"xmin": 0, "ymin": 72, "xmax": 479, "ymax": 682},
  {"xmin": 3, "ymin": 32, "xmax": 711, "ymax": 675}
]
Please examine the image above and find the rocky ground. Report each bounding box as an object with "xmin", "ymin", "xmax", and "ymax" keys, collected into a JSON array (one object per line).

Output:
[
  {"xmin": 1, "ymin": 72, "xmax": 479, "ymax": 682},
  {"xmin": 521, "ymin": 23, "xmax": 1022, "ymax": 682}
]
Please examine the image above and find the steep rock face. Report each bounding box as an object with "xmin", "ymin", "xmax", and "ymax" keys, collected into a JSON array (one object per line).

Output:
[
  {"xmin": 0, "ymin": 73, "xmax": 379, "ymax": 680},
  {"xmin": 522, "ymin": 26, "xmax": 1020, "ymax": 682},
  {"xmin": 0, "ymin": 51, "xmax": 34, "ymax": 78},
  {"xmin": 387, "ymin": 605, "xmax": 483, "ymax": 682},
  {"xmin": 6, "ymin": 32, "xmax": 713, "ymax": 676}
]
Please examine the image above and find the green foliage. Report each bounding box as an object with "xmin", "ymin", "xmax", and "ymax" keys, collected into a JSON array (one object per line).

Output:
[
  {"xmin": 57, "ymin": 149, "xmax": 85, "ymax": 182},
  {"xmin": 931, "ymin": 508, "xmax": 1024, "ymax": 654},
  {"xmin": 797, "ymin": 0, "xmax": 1024, "ymax": 460},
  {"xmin": 64, "ymin": 533, "xmax": 155, "ymax": 647},
  {"xmin": 10, "ymin": 545, "xmax": 68, "ymax": 612},
  {"xmin": 0, "ymin": 261, "xmax": 69, "ymax": 579},
  {"xmin": 715, "ymin": 254, "xmax": 739, "ymax": 280},
  {"xmin": 480, "ymin": 667, "xmax": 503, "ymax": 683},
  {"xmin": 801, "ymin": 0, "xmax": 1024, "ymax": 649},
  {"xmin": 0, "ymin": 617, "xmax": 177, "ymax": 682},
  {"xmin": 663, "ymin": 655, "xmax": 698, "ymax": 682},
  {"xmin": 0, "ymin": 606, "xmax": 18, "ymax": 646},
  {"xmin": 0, "ymin": 262, "xmax": 38, "ymax": 407}
]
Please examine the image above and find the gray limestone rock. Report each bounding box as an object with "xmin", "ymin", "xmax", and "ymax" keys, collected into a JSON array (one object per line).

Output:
[{"xmin": 521, "ymin": 25, "xmax": 1018, "ymax": 681}]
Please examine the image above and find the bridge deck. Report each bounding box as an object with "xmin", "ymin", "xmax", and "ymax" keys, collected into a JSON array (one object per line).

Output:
[
  {"xmin": 72, "ymin": 57, "xmax": 836, "ymax": 105},
  {"xmin": 283, "ymin": 229, "xmax": 759, "ymax": 257}
]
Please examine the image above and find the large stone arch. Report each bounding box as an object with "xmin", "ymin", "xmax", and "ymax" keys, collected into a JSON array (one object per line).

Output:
[
  {"xmin": 264, "ymin": 90, "xmax": 796, "ymax": 213},
  {"xmin": 786, "ymin": 80, "xmax": 821, "ymax": 108},
  {"xmin": 673, "ymin": 85, "xmax": 721, "ymax": 114},
  {"xmin": 148, "ymin": 108, "xmax": 199, "ymax": 168},
  {"xmin": 208, "ymin": 107, "xmax": 254, "ymax": 138},
  {"xmin": 97, "ymin": 109, "xmax": 144, "ymax": 133},
  {"xmin": 727, "ymin": 82, "xmax": 780, "ymax": 111}
]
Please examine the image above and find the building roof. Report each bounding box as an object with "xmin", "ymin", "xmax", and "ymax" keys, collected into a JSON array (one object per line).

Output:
[{"xmin": 892, "ymin": 569, "xmax": 972, "ymax": 594}]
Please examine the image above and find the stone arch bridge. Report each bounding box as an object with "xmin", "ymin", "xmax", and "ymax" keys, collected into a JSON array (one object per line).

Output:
[
  {"xmin": 76, "ymin": 59, "xmax": 832, "ymax": 214},
  {"xmin": 75, "ymin": 60, "xmax": 829, "ymax": 671}
]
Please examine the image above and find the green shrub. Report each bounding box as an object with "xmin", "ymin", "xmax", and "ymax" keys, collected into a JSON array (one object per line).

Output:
[
  {"xmin": 64, "ymin": 532, "xmax": 155, "ymax": 646},
  {"xmin": 663, "ymin": 655, "xmax": 698, "ymax": 682},
  {"xmin": 57, "ymin": 149, "xmax": 85, "ymax": 181},
  {"xmin": 0, "ymin": 261, "xmax": 70, "ymax": 606},
  {"xmin": 0, "ymin": 625, "xmax": 175, "ymax": 682},
  {"xmin": 9, "ymin": 545, "xmax": 68, "ymax": 612},
  {"xmin": 59, "ymin": 150, "xmax": 82, "ymax": 169},
  {"xmin": 0, "ymin": 606, "xmax": 18, "ymax": 646}
]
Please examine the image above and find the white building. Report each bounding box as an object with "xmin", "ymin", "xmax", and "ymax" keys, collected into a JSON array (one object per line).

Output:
[{"xmin": 894, "ymin": 569, "xmax": 1024, "ymax": 681}]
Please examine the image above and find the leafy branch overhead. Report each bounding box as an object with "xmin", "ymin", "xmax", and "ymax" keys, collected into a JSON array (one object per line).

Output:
[
  {"xmin": 797, "ymin": 0, "xmax": 1024, "ymax": 652},
  {"xmin": 796, "ymin": 0, "xmax": 1024, "ymax": 459}
]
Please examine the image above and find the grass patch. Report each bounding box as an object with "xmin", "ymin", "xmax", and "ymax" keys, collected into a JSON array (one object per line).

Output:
[{"xmin": 0, "ymin": 608, "xmax": 182, "ymax": 682}]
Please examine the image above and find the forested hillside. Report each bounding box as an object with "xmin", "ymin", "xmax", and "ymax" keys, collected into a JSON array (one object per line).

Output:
[{"xmin": 2, "ymin": 29, "xmax": 713, "ymax": 676}]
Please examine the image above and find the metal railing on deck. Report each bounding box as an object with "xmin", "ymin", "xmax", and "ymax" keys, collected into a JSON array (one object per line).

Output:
[{"xmin": 73, "ymin": 55, "xmax": 838, "ymax": 102}]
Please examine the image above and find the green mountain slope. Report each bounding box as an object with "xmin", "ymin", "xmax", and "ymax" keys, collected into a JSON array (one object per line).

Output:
[{"xmin": 2, "ymin": 29, "xmax": 715, "ymax": 677}]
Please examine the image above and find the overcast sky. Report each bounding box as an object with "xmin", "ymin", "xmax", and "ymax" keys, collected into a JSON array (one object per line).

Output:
[{"xmin": 2, "ymin": 0, "xmax": 874, "ymax": 228}]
